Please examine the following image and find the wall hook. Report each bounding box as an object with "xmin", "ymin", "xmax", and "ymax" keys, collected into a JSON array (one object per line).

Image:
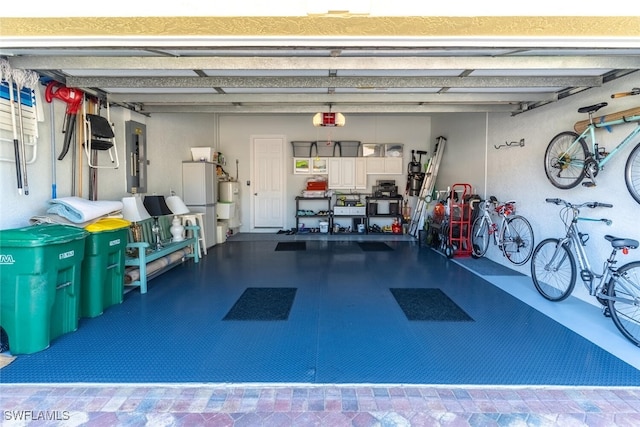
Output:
[{"xmin": 494, "ymin": 138, "xmax": 525, "ymax": 149}]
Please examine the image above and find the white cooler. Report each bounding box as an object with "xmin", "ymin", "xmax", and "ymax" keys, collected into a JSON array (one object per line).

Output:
[
  {"xmin": 217, "ymin": 202, "xmax": 236, "ymax": 219},
  {"xmin": 217, "ymin": 222, "xmax": 228, "ymax": 243}
]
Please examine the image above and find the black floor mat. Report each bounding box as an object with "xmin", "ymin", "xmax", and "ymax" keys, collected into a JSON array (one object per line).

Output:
[
  {"xmin": 455, "ymin": 257, "xmax": 526, "ymax": 276},
  {"xmin": 358, "ymin": 242, "xmax": 393, "ymax": 252},
  {"xmin": 390, "ymin": 288, "xmax": 473, "ymax": 321},
  {"xmin": 223, "ymin": 288, "xmax": 297, "ymax": 320},
  {"xmin": 275, "ymin": 242, "xmax": 306, "ymax": 251}
]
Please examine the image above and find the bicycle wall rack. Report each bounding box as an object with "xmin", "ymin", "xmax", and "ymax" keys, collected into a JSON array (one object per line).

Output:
[{"xmin": 494, "ymin": 139, "xmax": 525, "ymax": 149}]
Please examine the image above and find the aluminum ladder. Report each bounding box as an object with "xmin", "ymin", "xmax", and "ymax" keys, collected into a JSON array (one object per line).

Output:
[{"xmin": 409, "ymin": 136, "xmax": 447, "ymax": 236}]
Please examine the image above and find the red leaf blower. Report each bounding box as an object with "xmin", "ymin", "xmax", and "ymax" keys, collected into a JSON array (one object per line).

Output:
[{"xmin": 45, "ymin": 81, "xmax": 84, "ymax": 160}]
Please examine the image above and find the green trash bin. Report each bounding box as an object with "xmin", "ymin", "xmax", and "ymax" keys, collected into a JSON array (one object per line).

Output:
[
  {"xmin": 0, "ymin": 224, "xmax": 88, "ymax": 354},
  {"xmin": 81, "ymin": 218, "xmax": 130, "ymax": 318}
]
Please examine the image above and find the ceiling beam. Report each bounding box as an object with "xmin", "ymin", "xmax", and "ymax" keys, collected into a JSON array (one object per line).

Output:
[
  {"xmin": 9, "ymin": 55, "xmax": 640, "ymax": 70},
  {"xmin": 107, "ymin": 92, "xmax": 557, "ymax": 104},
  {"xmin": 137, "ymin": 104, "xmax": 522, "ymax": 114},
  {"xmin": 67, "ymin": 75, "xmax": 602, "ymax": 88}
]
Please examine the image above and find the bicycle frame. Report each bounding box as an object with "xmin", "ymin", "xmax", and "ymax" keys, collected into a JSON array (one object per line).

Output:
[
  {"xmin": 570, "ymin": 114, "xmax": 640, "ymax": 169},
  {"xmin": 477, "ymin": 211, "xmax": 495, "ymax": 245},
  {"xmin": 552, "ymin": 219, "xmax": 604, "ymax": 296},
  {"xmin": 476, "ymin": 201, "xmax": 509, "ymax": 247}
]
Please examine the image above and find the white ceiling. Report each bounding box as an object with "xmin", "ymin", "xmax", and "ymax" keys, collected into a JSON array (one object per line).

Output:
[{"xmin": 3, "ymin": 45, "xmax": 639, "ymax": 116}]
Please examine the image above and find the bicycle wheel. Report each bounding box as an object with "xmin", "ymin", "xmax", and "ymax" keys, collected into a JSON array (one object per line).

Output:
[
  {"xmin": 500, "ymin": 215, "xmax": 535, "ymax": 266},
  {"xmin": 531, "ymin": 238, "xmax": 576, "ymax": 301},
  {"xmin": 471, "ymin": 216, "xmax": 490, "ymax": 258},
  {"xmin": 544, "ymin": 131, "xmax": 589, "ymax": 189},
  {"xmin": 625, "ymin": 142, "xmax": 640, "ymax": 205},
  {"xmin": 607, "ymin": 261, "xmax": 640, "ymax": 347}
]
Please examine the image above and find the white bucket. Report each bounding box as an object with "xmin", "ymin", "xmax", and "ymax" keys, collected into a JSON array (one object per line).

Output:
[{"xmin": 319, "ymin": 221, "xmax": 329, "ymax": 233}]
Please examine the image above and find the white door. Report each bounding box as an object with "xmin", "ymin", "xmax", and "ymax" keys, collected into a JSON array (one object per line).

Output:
[{"xmin": 252, "ymin": 136, "xmax": 285, "ymax": 228}]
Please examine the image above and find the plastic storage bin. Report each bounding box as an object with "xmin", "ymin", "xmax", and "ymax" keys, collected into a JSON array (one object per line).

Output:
[
  {"xmin": 0, "ymin": 224, "xmax": 88, "ymax": 354},
  {"xmin": 291, "ymin": 141, "xmax": 314, "ymax": 157},
  {"xmin": 335, "ymin": 141, "xmax": 361, "ymax": 157},
  {"xmin": 81, "ymin": 218, "xmax": 130, "ymax": 318}
]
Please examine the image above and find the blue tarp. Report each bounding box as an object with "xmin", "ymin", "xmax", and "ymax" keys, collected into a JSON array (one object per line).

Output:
[{"xmin": 0, "ymin": 81, "xmax": 34, "ymax": 107}]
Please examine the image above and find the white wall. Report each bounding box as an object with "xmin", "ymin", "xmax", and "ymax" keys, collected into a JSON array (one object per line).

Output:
[
  {"xmin": 0, "ymin": 105, "xmax": 217, "ymax": 229},
  {"xmin": 431, "ymin": 113, "xmax": 488, "ymax": 196},
  {"xmin": 2, "ymin": 76, "xmax": 639, "ymax": 305},
  {"xmin": 428, "ymin": 72, "xmax": 640, "ymax": 304},
  {"xmin": 145, "ymin": 113, "xmax": 218, "ymax": 197},
  {"xmin": 0, "ymin": 100, "xmax": 148, "ymax": 229},
  {"xmin": 491, "ymin": 73, "xmax": 640, "ymax": 303},
  {"xmin": 218, "ymin": 114, "xmax": 431, "ymax": 231}
]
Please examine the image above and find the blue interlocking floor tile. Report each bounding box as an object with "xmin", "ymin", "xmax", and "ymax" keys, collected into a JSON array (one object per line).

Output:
[{"xmin": 1, "ymin": 241, "xmax": 639, "ymax": 386}]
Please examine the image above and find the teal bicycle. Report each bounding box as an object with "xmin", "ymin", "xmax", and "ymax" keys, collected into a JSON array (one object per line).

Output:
[{"xmin": 543, "ymin": 89, "xmax": 640, "ymax": 204}]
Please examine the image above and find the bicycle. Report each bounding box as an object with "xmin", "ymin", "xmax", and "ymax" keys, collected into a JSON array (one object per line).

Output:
[
  {"xmin": 470, "ymin": 196, "xmax": 535, "ymax": 266},
  {"xmin": 530, "ymin": 198, "xmax": 640, "ymax": 347},
  {"xmin": 543, "ymin": 89, "xmax": 640, "ymax": 204}
]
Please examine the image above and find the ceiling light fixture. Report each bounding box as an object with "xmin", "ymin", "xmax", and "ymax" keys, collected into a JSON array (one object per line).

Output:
[{"xmin": 313, "ymin": 112, "xmax": 345, "ymax": 127}]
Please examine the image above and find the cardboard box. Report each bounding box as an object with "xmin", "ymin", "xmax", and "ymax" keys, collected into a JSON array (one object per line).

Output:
[
  {"xmin": 333, "ymin": 206, "xmax": 366, "ymax": 216},
  {"xmin": 307, "ymin": 181, "xmax": 327, "ymax": 191},
  {"xmin": 190, "ymin": 147, "xmax": 214, "ymax": 162}
]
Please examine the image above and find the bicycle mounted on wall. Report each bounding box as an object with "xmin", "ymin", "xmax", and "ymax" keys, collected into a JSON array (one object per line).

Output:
[{"xmin": 543, "ymin": 88, "xmax": 640, "ymax": 204}]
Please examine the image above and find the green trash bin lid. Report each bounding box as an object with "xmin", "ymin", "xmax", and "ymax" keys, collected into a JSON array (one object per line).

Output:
[
  {"xmin": 0, "ymin": 224, "xmax": 88, "ymax": 247},
  {"xmin": 84, "ymin": 218, "xmax": 131, "ymax": 233}
]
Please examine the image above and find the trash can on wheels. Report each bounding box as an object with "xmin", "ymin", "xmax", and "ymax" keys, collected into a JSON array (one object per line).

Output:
[
  {"xmin": 81, "ymin": 218, "xmax": 130, "ymax": 318},
  {"xmin": 0, "ymin": 224, "xmax": 88, "ymax": 355}
]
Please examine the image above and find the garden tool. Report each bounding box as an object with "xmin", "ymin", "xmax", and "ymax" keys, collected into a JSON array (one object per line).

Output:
[
  {"xmin": 11, "ymin": 69, "xmax": 39, "ymax": 195},
  {"xmin": 8, "ymin": 64, "xmax": 39, "ymax": 195},
  {"xmin": 45, "ymin": 81, "xmax": 84, "ymax": 160},
  {"xmin": 0, "ymin": 59, "xmax": 22, "ymax": 194}
]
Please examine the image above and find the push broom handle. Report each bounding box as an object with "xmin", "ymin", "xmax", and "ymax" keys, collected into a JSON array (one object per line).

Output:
[{"xmin": 7, "ymin": 79, "xmax": 23, "ymax": 195}]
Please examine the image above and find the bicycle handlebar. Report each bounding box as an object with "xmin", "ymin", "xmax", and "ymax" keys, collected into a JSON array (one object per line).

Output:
[
  {"xmin": 545, "ymin": 198, "xmax": 613, "ymax": 209},
  {"xmin": 611, "ymin": 88, "xmax": 640, "ymax": 98}
]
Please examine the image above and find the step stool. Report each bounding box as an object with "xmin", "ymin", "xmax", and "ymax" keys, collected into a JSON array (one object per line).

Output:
[{"xmin": 181, "ymin": 213, "xmax": 207, "ymax": 255}]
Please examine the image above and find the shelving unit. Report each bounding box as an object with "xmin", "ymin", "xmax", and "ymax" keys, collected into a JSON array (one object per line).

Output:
[
  {"xmin": 331, "ymin": 193, "xmax": 366, "ymax": 234},
  {"xmin": 365, "ymin": 195, "xmax": 403, "ymax": 233},
  {"xmin": 294, "ymin": 194, "xmax": 409, "ymax": 235},
  {"xmin": 295, "ymin": 196, "xmax": 331, "ymax": 232}
]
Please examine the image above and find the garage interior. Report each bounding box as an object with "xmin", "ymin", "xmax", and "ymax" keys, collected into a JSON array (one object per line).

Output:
[{"xmin": 1, "ymin": 9, "xmax": 640, "ymax": 425}]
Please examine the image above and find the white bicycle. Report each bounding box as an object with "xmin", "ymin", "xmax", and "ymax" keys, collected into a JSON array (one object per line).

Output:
[{"xmin": 471, "ymin": 197, "xmax": 535, "ymax": 266}]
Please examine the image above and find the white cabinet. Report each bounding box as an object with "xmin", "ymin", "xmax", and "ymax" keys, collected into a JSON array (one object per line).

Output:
[
  {"xmin": 182, "ymin": 161, "xmax": 217, "ymax": 205},
  {"xmin": 355, "ymin": 158, "xmax": 366, "ymax": 188},
  {"xmin": 293, "ymin": 157, "xmax": 328, "ymax": 174},
  {"xmin": 328, "ymin": 158, "xmax": 366, "ymax": 189},
  {"xmin": 366, "ymin": 157, "xmax": 403, "ymax": 175}
]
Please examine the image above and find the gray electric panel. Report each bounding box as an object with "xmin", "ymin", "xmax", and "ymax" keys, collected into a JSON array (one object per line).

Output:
[{"xmin": 125, "ymin": 121, "xmax": 147, "ymax": 193}]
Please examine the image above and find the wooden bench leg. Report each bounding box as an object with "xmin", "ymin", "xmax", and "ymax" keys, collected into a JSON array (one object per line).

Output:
[{"xmin": 139, "ymin": 264, "xmax": 148, "ymax": 294}]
